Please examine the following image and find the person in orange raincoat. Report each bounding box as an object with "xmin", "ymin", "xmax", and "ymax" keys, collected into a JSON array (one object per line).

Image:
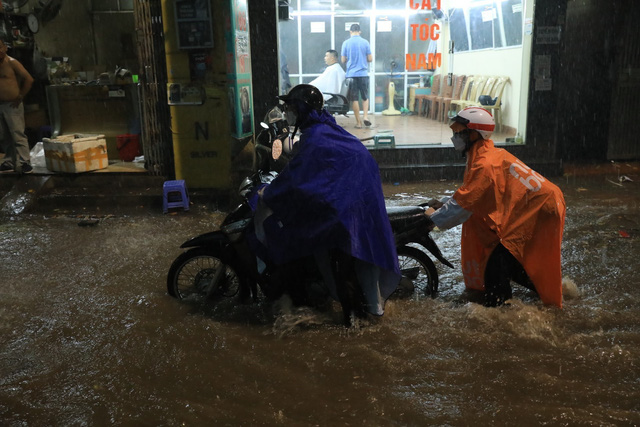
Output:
[{"xmin": 426, "ymin": 107, "xmax": 566, "ymax": 307}]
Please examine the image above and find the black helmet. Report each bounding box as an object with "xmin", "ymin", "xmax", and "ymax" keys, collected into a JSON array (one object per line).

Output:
[
  {"xmin": 277, "ymin": 84, "xmax": 324, "ymax": 127},
  {"xmin": 278, "ymin": 84, "xmax": 324, "ymax": 111}
]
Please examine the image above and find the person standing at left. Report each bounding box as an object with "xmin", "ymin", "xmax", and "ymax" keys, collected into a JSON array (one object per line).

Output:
[{"xmin": 0, "ymin": 39, "xmax": 34, "ymax": 174}]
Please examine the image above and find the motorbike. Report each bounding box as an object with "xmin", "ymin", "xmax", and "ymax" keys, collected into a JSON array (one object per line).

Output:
[{"xmin": 166, "ymin": 107, "xmax": 453, "ymax": 322}]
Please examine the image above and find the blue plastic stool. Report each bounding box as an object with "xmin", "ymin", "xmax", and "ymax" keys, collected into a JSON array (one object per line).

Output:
[
  {"xmin": 163, "ymin": 180, "xmax": 190, "ymax": 213},
  {"xmin": 374, "ymin": 134, "xmax": 395, "ymax": 149}
]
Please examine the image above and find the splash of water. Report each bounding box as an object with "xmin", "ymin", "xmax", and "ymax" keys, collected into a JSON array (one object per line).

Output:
[
  {"xmin": 562, "ymin": 277, "xmax": 580, "ymax": 299},
  {"xmin": 465, "ymin": 300, "xmax": 562, "ymax": 345},
  {"xmin": 269, "ymin": 296, "xmax": 334, "ymax": 337}
]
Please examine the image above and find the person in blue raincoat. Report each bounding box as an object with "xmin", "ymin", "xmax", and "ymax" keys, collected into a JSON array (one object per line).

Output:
[{"xmin": 254, "ymin": 84, "xmax": 400, "ymax": 322}]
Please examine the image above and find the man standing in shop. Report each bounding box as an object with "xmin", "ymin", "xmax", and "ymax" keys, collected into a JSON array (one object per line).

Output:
[
  {"xmin": 0, "ymin": 38, "xmax": 34, "ymax": 174},
  {"xmin": 341, "ymin": 24, "xmax": 372, "ymax": 129}
]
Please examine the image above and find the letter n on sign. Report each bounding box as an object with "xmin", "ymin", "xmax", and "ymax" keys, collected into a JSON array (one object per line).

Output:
[{"xmin": 195, "ymin": 122, "xmax": 209, "ymax": 141}]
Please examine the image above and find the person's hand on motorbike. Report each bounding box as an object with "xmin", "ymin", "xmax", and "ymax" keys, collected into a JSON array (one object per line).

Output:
[
  {"xmin": 425, "ymin": 198, "xmax": 443, "ymax": 217},
  {"xmin": 427, "ymin": 198, "xmax": 444, "ymax": 210},
  {"xmin": 421, "ymin": 207, "xmax": 437, "ymax": 231}
]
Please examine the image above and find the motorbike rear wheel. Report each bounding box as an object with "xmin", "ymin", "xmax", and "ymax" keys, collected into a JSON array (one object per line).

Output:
[
  {"xmin": 397, "ymin": 245, "xmax": 438, "ymax": 297},
  {"xmin": 167, "ymin": 247, "xmax": 242, "ymax": 301}
]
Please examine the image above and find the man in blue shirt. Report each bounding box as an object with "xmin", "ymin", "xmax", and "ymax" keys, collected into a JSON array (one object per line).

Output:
[{"xmin": 341, "ymin": 24, "xmax": 372, "ymax": 129}]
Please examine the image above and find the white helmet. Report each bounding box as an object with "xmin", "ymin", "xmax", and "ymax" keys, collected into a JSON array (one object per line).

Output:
[{"xmin": 451, "ymin": 107, "xmax": 495, "ymax": 140}]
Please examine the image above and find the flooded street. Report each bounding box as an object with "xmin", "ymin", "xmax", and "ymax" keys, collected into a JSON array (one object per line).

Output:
[{"xmin": 1, "ymin": 174, "xmax": 639, "ymax": 425}]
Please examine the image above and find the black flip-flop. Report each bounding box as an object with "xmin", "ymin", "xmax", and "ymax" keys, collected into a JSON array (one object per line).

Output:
[{"xmin": 364, "ymin": 120, "xmax": 372, "ymax": 127}]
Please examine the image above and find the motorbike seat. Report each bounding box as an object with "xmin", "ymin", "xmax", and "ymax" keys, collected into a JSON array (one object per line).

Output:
[
  {"xmin": 386, "ymin": 205, "xmax": 424, "ymax": 218},
  {"xmin": 386, "ymin": 206, "xmax": 428, "ymax": 232}
]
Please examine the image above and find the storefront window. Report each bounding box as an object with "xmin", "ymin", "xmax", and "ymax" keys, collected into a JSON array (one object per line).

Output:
[
  {"xmin": 449, "ymin": 0, "xmax": 524, "ymax": 51},
  {"xmin": 279, "ymin": 15, "xmax": 300, "ymax": 75},
  {"xmin": 374, "ymin": 16, "xmax": 405, "ymax": 73},
  {"xmin": 300, "ymin": 15, "xmax": 332, "ymax": 74},
  {"xmin": 449, "ymin": 8, "xmax": 469, "ymax": 52},
  {"xmin": 279, "ymin": 0, "xmax": 532, "ymax": 146},
  {"xmin": 336, "ymin": 0, "xmax": 373, "ymax": 10},
  {"xmin": 468, "ymin": 6, "xmax": 494, "ymax": 50},
  {"xmin": 300, "ymin": 0, "xmax": 331, "ymax": 11},
  {"xmin": 376, "ymin": 0, "xmax": 409, "ymax": 10},
  {"xmin": 501, "ymin": 0, "xmax": 523, "ymax": 47}
]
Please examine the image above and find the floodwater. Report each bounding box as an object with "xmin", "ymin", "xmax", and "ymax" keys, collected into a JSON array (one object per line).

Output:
[{"xmin": 1, "ymin": 174, "xmax": 639, "ymax": 425}]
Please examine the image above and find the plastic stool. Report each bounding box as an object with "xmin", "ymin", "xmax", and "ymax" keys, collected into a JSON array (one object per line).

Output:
[
  {"xmin": 373, "ymin": 135, "xmax": 395, "ymax": 149},
  {"xmin": 163, "ymin": 180, "xmax": 190, "ymax": 213}
]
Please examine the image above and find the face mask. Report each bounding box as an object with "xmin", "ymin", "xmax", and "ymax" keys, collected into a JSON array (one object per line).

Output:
[
  {"xmin": 284, "ymin": 108, "xmax": 297, "ymax": 127},
  {"xmin": 451, "ymin": 131, "xmax": 469, "ymax": 152}
]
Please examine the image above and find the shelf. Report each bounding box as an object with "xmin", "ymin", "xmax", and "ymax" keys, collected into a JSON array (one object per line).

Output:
[{"xmin": 0, "ymin": 10, "xmax": 35, "ymax": 48}]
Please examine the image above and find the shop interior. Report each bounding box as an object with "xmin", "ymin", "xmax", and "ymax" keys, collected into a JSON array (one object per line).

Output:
[
  {"xmin": 0, "ymin": 0, "xmax": 143, "ymax": 173},
  {"xmin": 278, "ymin": 0, "xmax": 532, "ymax": 147}
]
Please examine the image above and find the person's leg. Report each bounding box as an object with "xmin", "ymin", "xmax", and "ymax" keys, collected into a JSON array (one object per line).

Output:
[
  {"xmin": 362, "ymin": 99, "xmax": 370, "ymax": 124},
  {"xmin": 354, "ymin": 258, "xmax": 383, "ymax": 316},
  {"xmin": 351, "ymin": 100, "xmax": 362, "ymax": 127},
  {"xmin": 348, "ymin": 78, "xmax": 362, "ymax": 127},
  {"xmin": 5, "ymin": 103, "xmax": 29, "ymax": 167},
  {"xmin": 331, "ymin": 249, "xmax": 365, "ymax": 325},
  {"xmin": 507, "ymin": 251, "xmax": 537, "ymax": 294},
  {"xmin": 0, "ymin": 105, "xmax": 14, "ymax": 170},
  {"xmin": 314, "ymin": 249, "xmax": 338, "ymax": 300},
  {"xmin": 361, "ymin": 77, "xmax": 371, "ymax": 126},
  {"xmin": 483, "ymin": 244, "xmax": 513, "ymax": 307}
]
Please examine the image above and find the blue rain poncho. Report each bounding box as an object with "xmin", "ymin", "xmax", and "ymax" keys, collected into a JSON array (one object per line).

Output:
[{"xmin": 258, "ymin": 109, "xmax": 400, "ymax": 302}]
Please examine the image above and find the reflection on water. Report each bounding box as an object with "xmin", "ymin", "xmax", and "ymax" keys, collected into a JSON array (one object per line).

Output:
[{"xmin": 1, "ymin": 177, "xmax": 639, "ymax": 425}]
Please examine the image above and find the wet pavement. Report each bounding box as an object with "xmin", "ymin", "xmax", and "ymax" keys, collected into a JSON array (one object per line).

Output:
[{"xmin": 1, "ymin": 168, "xmax": 639, "ymax": 425}]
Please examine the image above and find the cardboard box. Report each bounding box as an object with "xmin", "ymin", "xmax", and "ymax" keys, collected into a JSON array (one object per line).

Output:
[{"xmin": 43, "ymin": 134, "xmax": 109, "ymax": 173}]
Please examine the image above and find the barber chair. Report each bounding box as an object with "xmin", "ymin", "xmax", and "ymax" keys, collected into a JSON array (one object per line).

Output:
[{"xmin": 324, "ymin": 78, "xmax": 350, "ymax": 117}]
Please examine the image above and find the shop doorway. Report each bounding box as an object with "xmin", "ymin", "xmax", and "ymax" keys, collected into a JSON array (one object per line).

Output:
[{"xmin": 278, "ymin": 0, "xmax": 532, "ymax": 147}]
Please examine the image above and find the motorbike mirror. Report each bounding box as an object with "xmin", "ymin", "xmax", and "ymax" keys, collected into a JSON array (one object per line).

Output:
[
  {"xmin": 238, "ymin": 176, "xmax": 253, "ymax": 196},
  {"xmin": 260, "ymin": 122, "xmax": 269, "ymax": 129}
]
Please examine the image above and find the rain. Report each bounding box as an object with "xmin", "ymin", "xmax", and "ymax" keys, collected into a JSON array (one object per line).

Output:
[{"xmin": 1, "ymin": 0, "xmax": 639, "ymax": 425}]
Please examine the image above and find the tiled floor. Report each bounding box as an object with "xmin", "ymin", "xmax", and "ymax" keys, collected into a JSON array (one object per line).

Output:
[
  {"xmin": 335, "ymin": 112, "xmax": 516, "ymax": 147},
  {"xmin": 0, "ymin": 153, "xmax": 147, "ymax": 175}
]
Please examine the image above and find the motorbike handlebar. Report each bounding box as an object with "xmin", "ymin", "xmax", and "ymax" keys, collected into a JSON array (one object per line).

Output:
[{"xmin": 421, "ymin": 199, "xmax": 444, "ymax": 210}]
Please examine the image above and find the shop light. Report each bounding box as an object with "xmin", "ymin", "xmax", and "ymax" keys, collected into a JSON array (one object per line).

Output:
[{"xmin": 448, "ymin": 0, "xmax": 506, "ymax": 9}]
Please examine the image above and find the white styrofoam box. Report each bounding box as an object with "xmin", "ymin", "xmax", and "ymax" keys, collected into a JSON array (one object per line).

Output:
[{"xmin": 43, "ymin": 134, "xmax": 108, "ymax": 173}]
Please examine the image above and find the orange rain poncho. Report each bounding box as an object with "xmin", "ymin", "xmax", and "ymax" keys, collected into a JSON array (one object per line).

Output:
[{"xmin": 453, "ymin": 139, "xmax": 566, "ymax": 307}]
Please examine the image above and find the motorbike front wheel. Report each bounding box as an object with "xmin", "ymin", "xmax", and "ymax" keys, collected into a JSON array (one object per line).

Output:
[
  {"xmin": 397, "ymin": 246, "xmax": 438, "ymax": 297},
  {"xmin": 167, "ymin": 247, "xmax": 242, "ymax": 302}
]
